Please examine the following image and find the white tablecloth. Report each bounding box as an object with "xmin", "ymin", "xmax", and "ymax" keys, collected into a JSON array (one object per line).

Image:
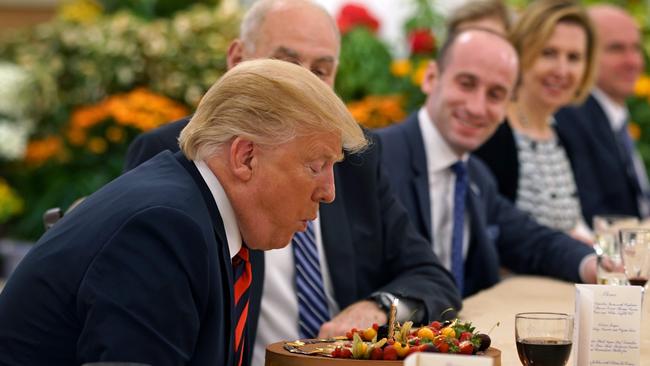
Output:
[{"xmin": 460, "ymin": 276, "xmax": 650, "ymax": 366}]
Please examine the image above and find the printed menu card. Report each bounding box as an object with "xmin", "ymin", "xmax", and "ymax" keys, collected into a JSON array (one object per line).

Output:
[
  {"xmin": 404, "ymin": 352, "xmax": 493, "ymax": 366},
  {"xmin": 574, "ymin": 284, "xmax": 643, "ymax": 366}
]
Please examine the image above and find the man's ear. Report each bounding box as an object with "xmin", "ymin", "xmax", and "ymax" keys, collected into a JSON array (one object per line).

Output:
[
  {"xmin": 421, "ymin": 61, "xmax": 439, "ymax": 95},
  {"xmin": 229, "ymin": 137, "xmax": 255, "ymax": 181},
  {"xmin": 227, "ymin": 39, "xmax": 245, "ymax": 69}
]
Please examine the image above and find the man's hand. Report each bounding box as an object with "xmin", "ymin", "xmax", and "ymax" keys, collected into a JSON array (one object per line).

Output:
[
  {"xmin": 580, "ymin": 254, "xmax": 598, "ymax": 284},
  {"xmin": 317, "ymin": 300, "xmax": 387, "ymax": 338}
]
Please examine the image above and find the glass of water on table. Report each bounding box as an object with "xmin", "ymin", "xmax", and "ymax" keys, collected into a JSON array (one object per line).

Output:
[{"xmin": 592, "ymin": 215, "xmax": 638, "ymax": 285}]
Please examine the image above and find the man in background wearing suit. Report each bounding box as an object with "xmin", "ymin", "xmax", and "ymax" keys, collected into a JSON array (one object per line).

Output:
[
  {"xmin": 0, "ymin": 60, "xmax": 367, "ymax": 366},
  {"xmin": 123, "ymin": 1, "xmax": 461, "ymax": 365},
  {"xmin": 556, "ymin": 4, "xmax": 649, "ymax": 225},
  {"xmin": 377, "ymin": 29, "xmax": 597, "ymax": 298}
]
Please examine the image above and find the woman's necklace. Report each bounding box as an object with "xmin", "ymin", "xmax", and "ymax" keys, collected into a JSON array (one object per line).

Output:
[{"xmin": 516, "ymin": 104, "xmax": 554, "ymax": 141}]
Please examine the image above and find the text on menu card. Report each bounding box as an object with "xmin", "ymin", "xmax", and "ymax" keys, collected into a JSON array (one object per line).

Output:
[{"xmin": 574, "ymin": 285, "xmax": 642, "ymax": 366}]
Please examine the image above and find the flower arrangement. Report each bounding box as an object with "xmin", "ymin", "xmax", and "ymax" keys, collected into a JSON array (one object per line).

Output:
[
  {"xmin": 334, "ymin": 1, "xmax": 439, "ymax": 129},
  {"xmin": 0, "ymin": 3, "xmax": 240, "ymax": 240}
]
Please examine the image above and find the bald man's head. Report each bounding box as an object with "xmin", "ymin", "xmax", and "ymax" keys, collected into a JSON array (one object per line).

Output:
[{"xmin": 588, "ymin": 4, "xmax": 644, "ymax": 105}]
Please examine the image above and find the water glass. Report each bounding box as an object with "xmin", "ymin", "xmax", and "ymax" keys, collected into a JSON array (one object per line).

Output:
[
  {"xmin": 592, "ymin": 215, "xmax": 638, "ymax": 285},
  {"xmin": 515, "ymin": 312, "xmax": 573, "ymax": 366},
  {"xmin": 619, "ymin": 228, "xmax": 650, "ymax": 290}
]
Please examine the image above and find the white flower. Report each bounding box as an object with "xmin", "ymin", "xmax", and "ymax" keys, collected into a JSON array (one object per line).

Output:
[
  {"xmin": 0, "ymin": 120, "xmax": 30, "ymax": 161},
  {"xmin": 0, "ymin": 63, "xmax": 34, "ymax": 120}
]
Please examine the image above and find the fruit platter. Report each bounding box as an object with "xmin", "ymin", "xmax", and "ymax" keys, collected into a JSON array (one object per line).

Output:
[{"xmin": 265, "ymin": 319, "xmax": 501, "ymax": 366}]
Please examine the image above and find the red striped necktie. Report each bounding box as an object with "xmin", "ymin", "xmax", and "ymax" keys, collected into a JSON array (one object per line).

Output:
[{"xmin": 232, "ymin": 246, "xmax": 252, "ymax": 366}]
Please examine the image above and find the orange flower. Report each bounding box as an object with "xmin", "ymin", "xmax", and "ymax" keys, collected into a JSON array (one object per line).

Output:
[
  {"xmin": 634, "ymin": 75, "xmax": 650, "ymax": 97},
  {"xmin": 629, "ymin": 121, "xmax": 641, "ymax": 141},
  {"xmin": 87, "ymin": 137, "xmax": 107, "ymax": 154},
  {"xmin": 24, "ymin": 136, "xmax": 64, "ymax": 166},
  {"xmin": 347, "ymin": 95, "xmax": 405, "ymax": 129},
  {"xmin": 66, "ymin": 88, "xmax": 190, "ymax": 149},
  {"xmin": 70, "ymin": 103, "xmax": 110, "ymax": 129},
  {"xmin": 105, "ymin": 126, "xmax": 125, "ymax": 143},
  {"xmin": 391, "ymin": 59, "xmax": 412, "ymax": 78},
  {"xmin": 411, "ymin": 59, "xmax": 430, "ymax": 86}
]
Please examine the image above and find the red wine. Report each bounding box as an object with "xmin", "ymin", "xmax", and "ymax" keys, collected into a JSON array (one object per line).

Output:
[
  {"xmin": 628, "ymin": 277, "xmax": 648, "ymax": 287},
  {"xmin": 516, "ymin": 337, "xmax": 572, "ymax": 366}
]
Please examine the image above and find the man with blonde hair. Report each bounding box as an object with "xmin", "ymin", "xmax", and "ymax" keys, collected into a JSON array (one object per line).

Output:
[
  {"xmin": 556, "ymin": 4, "xmax": 650, "ymax": 225},
  {"xmin": 123, "ymin": 1, "xmax": 461, "ymax": 366},
  {"xmin": 0, "ymin": 59, "xmax": 366, "ymax": 366}
]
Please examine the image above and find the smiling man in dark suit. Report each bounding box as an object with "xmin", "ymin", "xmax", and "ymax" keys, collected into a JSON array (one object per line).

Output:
[
  {"xmin": 0, "ymin": 59, "xmax": 367, "ymax": 366},
  {"xmin": 555, "ymin": 4, "xmax": 649, "ymax": 225},
  {"xmin": 377, "ymin": 29, "xmax": 597, "ymax": 298},
  {"xmin": 122, "ymin": 1, "xmax": 461, "ymax": 365}
]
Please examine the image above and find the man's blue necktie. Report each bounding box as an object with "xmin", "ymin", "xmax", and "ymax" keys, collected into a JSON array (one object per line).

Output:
[
  {"xmin": 292, "ymin": 221, "xmax": 329, "ymax": 338},
  {"xmin": 451, "ymin": 161, "xmax": 467, "ymax": 294},
  {"xmin": 617, "ymin": 122, "xmax": 650, "ymax": 217}
]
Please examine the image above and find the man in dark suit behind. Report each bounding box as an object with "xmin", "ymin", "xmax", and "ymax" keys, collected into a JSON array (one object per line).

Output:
[
  {"xmin": 123, "ymin": 1, "xmax": 461, "ymax": 365},
  {"xmin": 555, "ymin": 4, "xmax": 649, "ymax": 225},
  {"xmin": 0, "ymin": 60, "xmax": 368, "ymax": 366},
  {"xmin": 377, "ymin": 29, "xmax": 597, "ymax": 298}
]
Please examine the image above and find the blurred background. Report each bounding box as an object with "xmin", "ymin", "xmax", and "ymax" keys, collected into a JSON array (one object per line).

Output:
[{"xmin": 0, "ymin": 0, "xmax": 649, "ymax": 257}]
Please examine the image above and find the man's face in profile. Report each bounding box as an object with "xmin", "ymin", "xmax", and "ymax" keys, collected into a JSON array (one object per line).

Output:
[{"xmin": 237, "ymin": 4, "xmax": 340, "ymax": 87}]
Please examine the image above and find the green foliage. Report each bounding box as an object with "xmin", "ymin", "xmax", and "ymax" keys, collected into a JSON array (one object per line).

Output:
[
  {"xmin": 99, "ymin": 0, "xmax": 220, "ymax": 19},
  {"xmin": 335, "ymin": 28, "xmax": 397, "ymax": 102}
]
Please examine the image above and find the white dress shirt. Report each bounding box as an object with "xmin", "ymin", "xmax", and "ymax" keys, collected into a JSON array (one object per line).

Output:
[
  {"xmin": 252, "ymin": 216, "xmax": 339, "ymax": 366},
  {"xmin": 418, "ymin": 108, "xmax": 470, "ymax": 271},
  {"xmin": 194, "ymin": 160, "xmax": 241, "ymax": 259},
  {"xmin": 197, "ymin": 160, "xmax": 339, "ymax": 366}
]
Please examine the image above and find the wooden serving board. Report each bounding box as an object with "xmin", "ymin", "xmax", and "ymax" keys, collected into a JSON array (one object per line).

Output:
[{"xmin": 265, "ymin": 340, "xmax": 501, "ymax": 366}]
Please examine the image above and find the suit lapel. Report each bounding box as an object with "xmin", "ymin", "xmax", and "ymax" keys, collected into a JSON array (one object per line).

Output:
[
  {"xmin": 586, "ymin": 96, "xmax": 624, "ymax": 163},
  {"xmin": 175, "ymin": 151, "xmax": 248, "ymax": 364},
  {"xmin": 586, "ymin": 96, "xmax": 641, "ymax": 193},
  {"xmin": 404, "ymin": 115, "xmax": 433, "ymax": 240},
  {"xmin": 320, "ymin": 166, "xmax": 357, "ymax": 308}
]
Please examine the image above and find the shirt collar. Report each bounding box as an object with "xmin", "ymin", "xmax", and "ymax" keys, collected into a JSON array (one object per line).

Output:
[
  {"xmin": 194, "ymin": 159, "xmax": 242, "ymax": 259},
  {"xmin": 592, "ymin": 88, "xmax": 628, "ymax": 131},
  {"xmin": 418, "ymin": 108, "xmax": 468, "ymax": 175}
]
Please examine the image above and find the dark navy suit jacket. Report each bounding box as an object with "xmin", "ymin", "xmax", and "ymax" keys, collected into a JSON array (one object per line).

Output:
[
  {"xmin": 123, "ymin": 118, "xmax": 462, "ymax": 326},
  {"xmin": 555, "ymin": 94, "xmax": 641, "ymax": 225},
  {"xmin": 376, "ymin": 113, "xmax": 595, "ymax": 297},
  {"xmin": 0, "ymin": 151, "xmax": 248, "ymax": 366}
]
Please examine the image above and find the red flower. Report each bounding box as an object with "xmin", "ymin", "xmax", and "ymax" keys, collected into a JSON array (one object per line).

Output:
[
  {"xmin": 337, "ymin": 3, "xmax": 380, "ymax": 35},
  {"xmin": 409, "ymin": 28, "xmax": 436, "ymax": 55}
]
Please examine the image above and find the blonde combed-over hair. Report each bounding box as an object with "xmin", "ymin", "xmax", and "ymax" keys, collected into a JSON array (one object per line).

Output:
[
  {"xmin": 179, "ymin": 59, "xmax": 367, "ymax": 160},
  {"xmin": 509, "ymin": 0, "xmax": 598, "ymax": 104}
]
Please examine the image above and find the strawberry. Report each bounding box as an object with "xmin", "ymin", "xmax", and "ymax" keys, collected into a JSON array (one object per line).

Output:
[
  {"xmin": 372, "ymin": 323, "xmax": 379, "ymax": 331},
  {"xmin": 406, "ymin": 345, "xmax": 420, "ymax": 357},
  {"xmin": 383, "ymin": 345, "xmax": 398, "ymax": 360},
  {"xmin": 459, "ymin": 341, "xmax": 474, "ymax": 355},
  {"xmin": 419, "ymin": 343, "xmax": 438, "ymax": 353},
  {"xmin": 339, "ymin": 348, "xmax": 352, "ymax": 359},
  {"xmin": 435, "ymin": 340, "xmax": 449, "ymax": 353},
  {"xmin": 370, "ymin": 347, "xmax": 383, "ymax": 360},
  {"xmin": 460, "ymin": 331, "xmax": 472, "ymax": 342},
  {"xmin": 430, "ymin": 321, "xmax": 442, "ymax": 330},
  {"xmin": 331, "ymin": 347, "xmax": 341, "ymax": 358}
]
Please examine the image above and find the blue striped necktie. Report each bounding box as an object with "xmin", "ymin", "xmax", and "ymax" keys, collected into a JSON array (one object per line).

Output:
[
  {"xmin": 292, "ymin": 221, "xmax": 329, "ymax": 339},
  {"xmin": 617, "ymin": 122, "xmax": 650, "ymax": 215},
  {"xmin": 450, "ymin": 161, "xmax": 467, "ymax": 294}
]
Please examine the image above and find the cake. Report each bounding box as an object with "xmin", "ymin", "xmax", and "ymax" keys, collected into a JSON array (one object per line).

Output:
[
  {"xmin": 265, "ymin": 319, "xmax": 501, "ymax": 365},
  {"xmin": 265, "ymin": 341, "xmax": 501, "ymax": 365}
]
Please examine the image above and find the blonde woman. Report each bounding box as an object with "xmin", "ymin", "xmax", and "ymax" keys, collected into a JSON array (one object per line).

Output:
[{"xmin": 475, "ymin": 0, "xmax": 597, "ymax": 239}]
